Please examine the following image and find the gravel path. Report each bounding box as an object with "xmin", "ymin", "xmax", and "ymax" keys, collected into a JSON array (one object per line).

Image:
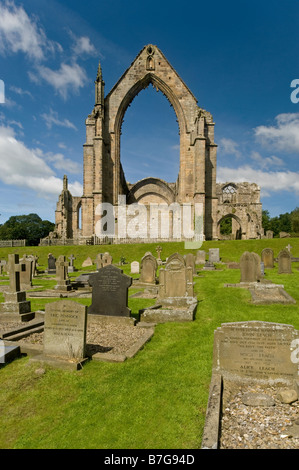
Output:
[{"xmin": 220, "ymin": 381, "xmax": 299, "ymax": 449}]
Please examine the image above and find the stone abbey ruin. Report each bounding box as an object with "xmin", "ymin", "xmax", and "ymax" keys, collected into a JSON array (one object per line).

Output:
[{"xmin": 50, "ymin": 44, "xmax": 263, "ymax": 245}]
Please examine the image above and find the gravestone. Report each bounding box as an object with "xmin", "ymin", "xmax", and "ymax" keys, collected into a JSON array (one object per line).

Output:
[
  {"xmin": 0, "ymin": 254, "xmax": 34, "ymax": 321},
  {"xmin": 19, "ymin": 255, "xmax": 33, "ymax": 290},
  {"xmin": 102, "ymin": 252, "xmax": 113, "ymax": 267},
  {"xmin": 195, "ymin": 250, "xmax": 206, "ymax": 265},
  {"xmin": 28, "ymin": 255, "xmax": 38, "ymax": 277},
  {"xmin": 68, "ymin": 254, "xmax": 77, "ymax": 273},
  {"xmin": 261, "ymin": 248, "xmax": 274, "ymax": 269},
  {"xmin": 240, "ymin": 251, "xmax": 260, "ymax": 283},
  {"xmin": 47, "ymin": 253, "xmax": 56, "ymax": 274},
  {"xmin": 213, "ymin": 321, "xmax": 299, "ymax": 385},
  {"xmin": 95, "ymin": 253, "xmax": 103, "ymax": 270},
  {"xmin": 278, "ymin": 249, "xmax": 292, "ymax": 274},
  {"xmin": 266, "ymin": 230, "xmax": 273, "ymax": 239},
  {"xmin": 209, "ymin": 248, "xmax": 220, "ymax": 263},
  {"xmin": 0, "ymin": 260, "xmax": 7, "ymax": 275},
  {"xmin": 130, "ymin": 261, "xmax": 140, "ymax": 274},
  {"xmin": 139, "ymin": 252, "xmax": 157, "ymax": 284},
  {"xmin": 184, "ymin": 253, "xmax": 196, "ymax": 276},
  {"xmin": 88, "ymin": 265, "xmax": 132, "ymax": 317},
  {"xmin": 55, "ymin": 255, "xmax": 72, "ymax": 291},
  {"xmin": 82, "ymin": 256, "xmax": 93, "ymax": 267},
  {"xmin": 156, "ymin": 245, "xmax": 163, "ymax": 265},
  {"xmin": 159, "ymin": 253, "xmax": 194, "ymax": 299}
]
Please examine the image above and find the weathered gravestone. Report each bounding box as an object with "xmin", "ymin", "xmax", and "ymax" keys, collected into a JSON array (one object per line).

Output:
[
  {"xmin": 156, "ymin": 245, "xmax": 163, "ymax": 265},
  {"xmin": 82, "ymin": 256, "xmax": 93, "ymax": 267},
  {"xmin": 184, "ymin": 253, "xmax": 196, "ymax": 276},
  {"xmin": 195, "ymin": 250, "xmax": 206, "ymax": 265},
  {"xmin": 278, "ymin": 249, "xmax": 292, "ymax": 274},
  {"xmin": 47, "ymin": 253, "xmax": 56, "ymax": 274},
  {"xmin": 261, "ymin": 248, "xmax": 274, "ymax": 269},
  {"xmin": 212, "ymin": 321, "xmax": 299, "ymax": 385},
  {"xmin": 95, "ymin": 253, "xmax": 103, "ymax": 270},
  {"xmin": 139, "ymin": 252, "xmax": 157, "ymax": 284},
  {"xmin": 55, "ymin": 255, "xmax": 72, "ymax": 291},
  {"xmin": 209, "ymin": 248, "xmax": 220, "ymax": 263},
  {"xmin": 88, "ymin": 265, "xmax": 132, "ymax": 317},
  {"xmin": 130, "ymin": 261, "xmax": 140, "ymax": 274},
  {"xmin": 240, "ymin": 251, "xmax": 261, "ymax": 283},
  {"xmin": 68, "ymin": 254, "xmax": 77, "ymax": 273},
  {"xmin": 102, "ymin": 252, "xmax": 113, "ymax": 267},
  {"xmin": 0, "ymin": 254, "xmax": 34, "ymax": 321},
  {"xmin": 19, "ymin": 255, "xmax": 33, "ymax": 290},
  {"xmin": 266, "ymin": 230, "xmax": 273, "ymax": 239},
  {"xmin": 159, "ymin": 253, "xmax": 194, "ymax": 299},
  {"xmin": 33, "ymin": 300, "xmax": 88, "ymax": 370}
]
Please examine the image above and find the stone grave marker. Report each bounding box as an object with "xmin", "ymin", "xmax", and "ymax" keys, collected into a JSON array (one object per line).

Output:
[
  {"xmin": 55, "ymin": 255, "xmax": 72, "ymax": 291},
  {"xmin": 213, "ymin": 321, "xmax": 299, "ymax": 385},
  {"xmin": 130, "ymin": 261, "xmax": 140, "ymax": 274},
  {"xmin": 156, "ymin": 245, "xmax": 163, "ymax": 265},
  {"xmin": 195, "ymin": 250, "xmax": 206, "ymax": 265},
  {"xmin": 82, "ymin": 256, "xmax": 93, "ymax": 267},
  {"xmin": 95, "ymin": 253, "xmax": 103, "ymax": 270},
  {"xmin": 47, "ymin": 253, "xmax": 56, "ymax": 274},
  {"xmin": 19, "ymin": 255, "xmax": 33, "ymax": 290},
  {"xmin": 278, "ymin": 249, "xmax": 292, "ymax": 274},
  {"xmin": 88, "ymin": 265, "xmax": 132, "ymax": 317},
  {"xmin": 261, "ymin": 248, "xmax": 274, "ymax": 269},
  {"xmin": 184, "ymin": 253, "xmax": 196, "ymax": 276},
  {"xmin": 266, "ymin": 230, "xmax": 273, "ymax": 239},
  {"xmin": 209, "ymin": 248, "xmax": 220, "ymax": 263},
  {"xmin": 68, "ymin": 254, "xmax": 77, "ymax": 273},
  {"xmin": 41, "ymin": 300, "xmax": 87, "ymax": 369},
  {"xmin": 139, "ymin": 252, "xmax": 157, "ymax": 284},
  {"xmin": 240, "ymin": 251, "xmax": 260, "ymax": 283},
  {"xmin": 102, "ymin": 252, "xmax": 113, "ymax": 267},
  {"xmin": 159, "ymin": 253, "xmax": 194, "ymax": 299}
]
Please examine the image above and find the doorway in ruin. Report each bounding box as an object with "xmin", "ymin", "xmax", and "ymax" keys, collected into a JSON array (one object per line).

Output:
[{"xmin": 218, "ymin": 214, "xmax": 242, "ymax": 240}]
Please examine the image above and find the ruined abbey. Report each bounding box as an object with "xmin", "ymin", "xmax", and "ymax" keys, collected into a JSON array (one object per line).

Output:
[{"xmin": 50, "ymin": 44, "xmax": 263, "ymax": 244}]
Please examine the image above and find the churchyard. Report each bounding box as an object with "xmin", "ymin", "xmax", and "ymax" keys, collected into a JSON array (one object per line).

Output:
[{"xmin": 0, "ymin": 238, "xmax": 299, "ymax": 449}]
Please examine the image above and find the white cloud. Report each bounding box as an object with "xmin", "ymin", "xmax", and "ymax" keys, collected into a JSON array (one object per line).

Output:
[
  {"xmin": 0, "ymin": 125, "xmax": 82, "ymax": 196},
  {"xmin": 0, "ymin": 1, "xmax": 61, "ymax": 61},
  {"xmin": 219, "ymin": 138, "xmax": 241, "ymax": 158},
  {"xmin": 250, "ymin": 151, "xmax": 284, "ymax": 170},
  {"xmin": 10, "ymin": 85, "xmax": 33, "ymax": 99},
  {"xmin": 217, "ymin": 165, "xmax": 299, "ymax": 195},
  {"xmin": 72, "ymin": 36, "xmax": 97, "ymax": 57},
  {"xmin": 30, "ymin": 62, "xmax": 88, "ymax": 99},
  {"xmin": 41, "ymin": 109, "xmax": 77, "ymax": 130},
  {"xmin": 254, "ymin": 113, "xmax": 299, "ymax": 153},
  {"xmin": 46, "ymin": 153, "xmax": 81, "ymax": 174}
]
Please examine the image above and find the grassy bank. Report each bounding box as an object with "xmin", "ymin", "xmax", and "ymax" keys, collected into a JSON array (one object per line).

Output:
[{"xmin": 0, "ymin": 239, "xmax": 298, "ymax": 449}]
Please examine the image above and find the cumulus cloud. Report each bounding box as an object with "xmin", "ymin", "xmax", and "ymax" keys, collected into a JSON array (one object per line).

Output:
[
  {"xmin": 250, "ymin": 151, "xmax": 284, "ymax": 170},
  {"xmin": 41, "ymin": 108, "xmax": 77, "ymax": 130},
  {"xmin": 72, "ymin": 35, "xmax": 97, "ymax": 57},
  {"xmin": 0, "ymin": 125, "xmax": 82, "ymax": 196},
  {"xmin": 219, "ymin": 138, "xmax": 241, "ymax": 158},
  {"xmin": 29, "ymin": 62, "xmax": 88, "ymax": 99},
  {"xmin": 0, "ymin": 1, "xmax": 61, "ymax": 61},
  {"xmin": 254, "ymin": 113, "xmax": 299, "ymax": 153}
]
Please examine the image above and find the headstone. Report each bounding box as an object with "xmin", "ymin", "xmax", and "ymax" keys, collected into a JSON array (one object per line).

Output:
[
  {"xmin": 278, "ymin": 249, "xmax": 292, "ymax": 274},
  {"xmin": 261, "ymin": 248, "xmax": 274, "ymax": 269},
  {"xmin": 88, "ymin": 265, "xmax": 132, "ymax": 317},
  {"xmin": 139, "ymin": 252, "xmax": 157, "ymax": 284},
  {"xmin": 156, "ymin": 245, "xmax": 163, "ymax": 265},
  {"xmin": 19, "ymin": 255, "xmax": 33, "ymax": 289},
  {"xmin": 203, "ymin": 261, "xmax": 216, "ymax": 271},
  {"xmin": 55, "ymin": 255, "xmax": 72, "ymax": 291},
  {"xmin": 130, "ymin": 261, "xmax": 140, "ymax": 274},
  {"xmin": 184, "ymin": 253, "xmax": 196, "ymax": 275},
  {"xmin": 0, "ymin": 260, "xmax": 7, "ymax": 275},
  {"xmin": 68, "ymin": 254, "xmax": 77, "ymax": 273},
  {"xmin": 240, "ymin": 251, "xmax": 260, "ymax": 283},
  {"xmin": 286, "ymin": 244, "xmax": 292, "ymax": 253},
  {"xmin": 102, "ymin": 252, "xmax": 113, "ymax": 267},
  {"xmin": 280, "ymin": 232, "xmax": 290, "ymax": 238},
  {"xmin": 209, "ymin": 248, "xmax": 220, "ymax": 263},
  {"xmin": 95, "ymin": 253, "xmax": 103, "ymax": 270},
  {"xmin": 42, "ymin": 300, "xmax": 87, "ymax": 366},
  {"xmin": 47, "ymin": 253, "xmax": 56, "ymax": 274},
  {"xmin": 82, "ymin": 256, "xmax": 93, "ymax": 267},
  {"xmin": 159, "ymin": 253, "xmax": 193, "ymax": 298},
  {"xmin": 28, "ymin": 255, "xmax": 38, "ymax": 277},
  {"xmin": 195, "ymin": 250, "xmax": 206, "ymax": 265},
  {"xmin": 260, "ymin": 262, "xmax": 265, "ymax": 277},
  {"xmin": 213, "ymin": 321, "xmax": 299, "ymax": 385},
  {"xmin": 266, "ymin": 230, "xmax": 273, "ymax": 239}
]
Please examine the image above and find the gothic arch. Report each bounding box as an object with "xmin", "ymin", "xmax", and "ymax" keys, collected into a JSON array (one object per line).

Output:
[{"xmin": 127, "ymin": 177, "xmax": 176, "ymax": 205}]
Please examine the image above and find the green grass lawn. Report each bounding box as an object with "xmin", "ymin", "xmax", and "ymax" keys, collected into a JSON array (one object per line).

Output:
[{"xmin": 0, "ymin": 239, "xmax": 298, "ymax": 449}]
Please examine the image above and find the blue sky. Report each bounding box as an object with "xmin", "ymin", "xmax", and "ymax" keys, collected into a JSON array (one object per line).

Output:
[{"xmin": 0, "ymin": 0, "xmax": 298, "ymax": 224}]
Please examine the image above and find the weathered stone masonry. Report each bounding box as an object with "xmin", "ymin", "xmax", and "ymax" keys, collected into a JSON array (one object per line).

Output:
[{"xmin": 52, "ymin": 44, "xmax": 262, "ymax": 243}]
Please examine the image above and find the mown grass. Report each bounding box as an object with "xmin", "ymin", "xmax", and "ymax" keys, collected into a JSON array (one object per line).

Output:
[{"xmin": 0, "ymin": 239, "xmax": 298, "ymax": 449}]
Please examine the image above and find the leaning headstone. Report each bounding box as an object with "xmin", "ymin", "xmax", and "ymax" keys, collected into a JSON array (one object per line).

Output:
[
  {"xmin": 82, "ymin": 256, "xmax": 93, "ymax": 267},
  {"xmin": 212, "ymin": 321, "xmax": 299, "ymax": 385},
  {"xmin": 139, "ymin": 252, "xmax": 157, "ymax": 284},
  {"xmin": 184, "ymin": 253, "xmax": 196, "ymax": 276},
  {"xmin": 159, "ymin": 253, "xmax": 193, "ymax": 299},
  {"xmin": 261, "ymin": 248, "xmax": 274, "ymax": 269},
  {"xmin": 195, "ymin": 250, "xmax": 206, "ymax": 265},
  {"xmin": 47, "ymin": 253, "xmax": 56, "ymax": 274},
  {"xmin": 32, "ymin": 300, "xmax": 88, "ymax": 370},
  {"xmin": 209, "ymin": 248, "xmax": 220, "ymax": 263},
  {"xmin": 88, "ymin": 265, "xmax": 132, "ymax": 317},
  {"xmin": 55, "ymin": 255, "xmax": 72, "ymax": 291},
  {"xmin": 278, "ymin": 249, "xmax": 292, "ymax": 274},
  {"xmin": 130, "ymin": 261, "xmax": 140, "ymax": 274}
]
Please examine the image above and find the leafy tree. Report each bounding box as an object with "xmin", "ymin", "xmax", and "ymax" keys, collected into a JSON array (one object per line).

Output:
[
  {"xmin": 0, "ymin": 213, "xmax": 55, "ymax": 246},
  {"xmin": 220, "ymin": 217, "xmax": 232, "ymax": 235},
  {"xmin": 291, "ymin": 207, "xmax": 299, "ymax": 233}
]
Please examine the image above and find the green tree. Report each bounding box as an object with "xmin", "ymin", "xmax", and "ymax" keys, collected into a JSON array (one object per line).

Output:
[
  {"xmin": 291, "ymin": 207, "xmax": 299, "ymax": 233},
  {"xmin": 0, "ymin": 213, "xmax": 55, "ymax": 246}
]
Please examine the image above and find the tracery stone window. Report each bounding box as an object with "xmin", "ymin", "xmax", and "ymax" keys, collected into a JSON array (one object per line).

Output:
[{"xmin": 222, "ymin": 184, "xmax": 236, "ymax": 203}]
